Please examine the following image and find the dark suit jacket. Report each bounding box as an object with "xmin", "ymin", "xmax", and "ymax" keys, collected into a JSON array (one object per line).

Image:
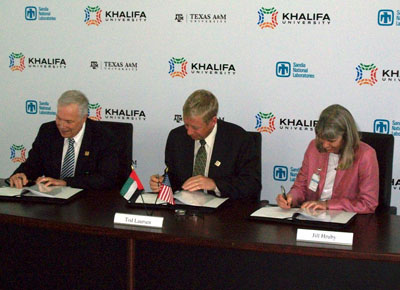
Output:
[
  {"xmin": 165, "ymin": 120, "xmax": 261, "ymax": 199},
  {"xmin": 13, "ymin": 119, "xmax": 119, "ymax": 190}
]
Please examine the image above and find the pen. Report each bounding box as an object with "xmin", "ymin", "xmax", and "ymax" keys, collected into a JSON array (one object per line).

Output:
[
  {"xmin": 281, "ymin": 185, "xmax": 287, "ymax": 200},
  {"xmin": 156, "ymin": 174, "xmax": 160, "ymax": 189}
]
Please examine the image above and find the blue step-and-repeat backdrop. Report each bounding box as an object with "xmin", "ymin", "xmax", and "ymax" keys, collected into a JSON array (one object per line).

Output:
[{"xmin": 1, "ymin": 1, "xmax": 399, "ymax": 208}]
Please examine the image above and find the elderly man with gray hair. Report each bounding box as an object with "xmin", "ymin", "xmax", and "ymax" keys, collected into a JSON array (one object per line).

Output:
[{"xmin": 9, "ymin": 90, "xmax": 119, "ymax": 190}]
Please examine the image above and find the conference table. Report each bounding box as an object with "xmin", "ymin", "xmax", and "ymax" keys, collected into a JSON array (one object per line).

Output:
[{"xmin": 0, "ymin": 189, "xmax": 400, "ymax": 290}]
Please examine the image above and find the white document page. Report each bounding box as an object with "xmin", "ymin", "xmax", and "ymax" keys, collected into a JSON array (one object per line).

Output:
[
  {"xmin": 0, "ymin": 185, "xmax": 82, "ymax": 199},
  {"xmin": 251, "ymin": 206, "xmax": 356, "ymax": 224},
  {"xmin": 174, "ymin": 190, "xmax": 228, "ymax": 208},
  {"xmin": 134, "ymin": 193, "xmax": 169, "ymax": 205}
]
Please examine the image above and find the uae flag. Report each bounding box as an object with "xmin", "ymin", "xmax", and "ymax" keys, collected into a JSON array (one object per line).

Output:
[{"xmin": 120, "ymin": 169, "xmax": 144, "ymax": 202}]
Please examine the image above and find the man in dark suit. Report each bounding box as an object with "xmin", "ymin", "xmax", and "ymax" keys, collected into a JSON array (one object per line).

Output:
[
  {"xmin": 9, "ymin": 90, "xmax": 119, "ymax": 190},
  {"xmin": 150, "ymin": 89, "xmax": 261, "ymax": 199}
]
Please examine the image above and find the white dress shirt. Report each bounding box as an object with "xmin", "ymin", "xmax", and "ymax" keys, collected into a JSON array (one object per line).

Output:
[
  {"xmin": 60, "ymin": 122, "xmax": 86, "ymax": 176},
  {"xmin": 320, "ymin": 153, "xmax": 339, "ymax": 201},
  {"xmin": 193, "ymin": 123, "xmax": 220, "ymax": 195}
]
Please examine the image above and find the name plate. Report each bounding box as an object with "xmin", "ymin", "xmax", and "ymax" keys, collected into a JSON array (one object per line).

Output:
[
  {"xmin": 114, "ymin": 213, "xmax": 164, "ymax": 228},
  {"xmin": 296, "ymin": 228, "xmax": 353, "ymax": 246}
]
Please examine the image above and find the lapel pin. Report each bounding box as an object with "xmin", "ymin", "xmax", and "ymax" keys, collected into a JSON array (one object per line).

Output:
[
  {"xmin": 85, "ymin": 151, "xmax": 90, "ymax": 156},
  {"xmin": 214, "ymin": 160, "xmax": 221, "ymax": 167}
]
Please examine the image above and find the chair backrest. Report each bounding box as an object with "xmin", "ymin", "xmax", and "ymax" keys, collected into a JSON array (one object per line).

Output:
[
  {"xmin": 247, "ymin": 131, "xmax": 262, "ymax": 200},
  {"xmin": 359, "ymin": 131, "xmax": 394, "ymax": 213},
  {"xmin": 100, "ymin": 121, "xmax": 133, "ymax": 187}
]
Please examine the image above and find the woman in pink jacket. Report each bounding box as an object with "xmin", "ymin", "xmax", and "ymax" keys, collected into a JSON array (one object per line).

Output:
[{"xmin": 276, "ymin": 104, "xmax": 379, "ymax": 214}]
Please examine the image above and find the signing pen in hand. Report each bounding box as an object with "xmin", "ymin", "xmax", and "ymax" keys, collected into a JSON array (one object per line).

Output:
[
  {"xmin": 281, "ymin": 185, "xmax": 287, "ymax": 200},
  {"xmin": 156, "ymin": 174, "xmax": 160, "ymax": 189}
]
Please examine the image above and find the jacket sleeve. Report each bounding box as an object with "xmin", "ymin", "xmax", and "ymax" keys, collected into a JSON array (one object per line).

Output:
[
  {"xmin": 12, "ymin": 124, "xmax": 48, "ymax": 181},
  {"xmin": 288, "ymin": 141, "xmax": 315, "ymax": 207}
]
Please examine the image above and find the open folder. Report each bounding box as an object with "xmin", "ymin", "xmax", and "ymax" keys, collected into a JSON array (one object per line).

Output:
[
  {"xmin": 250, "ymin": 206, "xmax": 357, "ymax": 228},
  {"xmin": 0, "ymin": 182, "xmax": 83, "ymax": 204}
]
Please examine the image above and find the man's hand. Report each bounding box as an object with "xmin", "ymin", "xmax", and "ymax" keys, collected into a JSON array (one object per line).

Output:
[
  {"xmin": 9, "ymin": 173, "xmax": 29, "ymax": 189},
  {"xmin": 149, "ymin": 174, "xmax": 164, "ymax": 192},
  {"xmin": 36, "ymin": 176, "xmax": 67, "ymax": 187},
  {"xmin": 182, "ymin": 175, "xmax": 216, "ymax": 192}
]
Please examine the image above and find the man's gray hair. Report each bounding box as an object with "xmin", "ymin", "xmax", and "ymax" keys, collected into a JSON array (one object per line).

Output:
[{"xmin": 58, "ymin": 90, "xmax": 89, "ymax": 118}]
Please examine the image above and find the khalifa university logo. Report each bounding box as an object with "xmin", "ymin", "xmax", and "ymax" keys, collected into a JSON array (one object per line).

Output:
[
  {"xmin": 355, "ymin": 63, "xmax": 378, "ymax": 86},
  {"xmin": 84, "ymin": 6, "xmax": 102, "ymax": 26},
  {"xmin": 88, "ymin": 103, "xmax": 102, "ymax": 120},
  {"xmin": 9, "ymin": 53, "xmax": 25, "ymax": 72},
  {"xmin": 10, "ymin": 145, "xmax": 26, "ymax": 163},
  {"xmin": 255, "ymin": 112, "xmax": 276, "ymax": 133},
  {"xmin": 257, "ymin": 7, "xmax": 278, "ymax": 29},
  {"xmin": 169, "ymin": 57, "xmax": 188, "ymax": 78}
]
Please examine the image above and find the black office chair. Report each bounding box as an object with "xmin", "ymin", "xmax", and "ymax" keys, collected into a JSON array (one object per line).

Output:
[
  {"xmin": 247, "ymin": 131, "xmax": 262, "ymax": 200},
  {"xmin": 359, "ymin": 131, "xmax": 396, "ymax": 214},
  {"xmin": 100, "ymin": 121, "xmax": 133, "ymax": 187}
]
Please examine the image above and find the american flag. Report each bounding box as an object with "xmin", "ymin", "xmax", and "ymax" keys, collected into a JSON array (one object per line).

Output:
[{"xmin": 157, "ymin": 172, "xmax": 175, "ymax": 205}]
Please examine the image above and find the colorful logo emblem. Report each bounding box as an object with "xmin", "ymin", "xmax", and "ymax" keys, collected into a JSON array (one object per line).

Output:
[
  {"xmin": 273, "ymin": 166, "xmax": 288, "ymax": 181},
  {"xmin": 255, "ymin": 112, "xmax": 276, "ymax": 133},
  {"xmin": 84, "ymin": 6, "xmax": 102, "ymax": 26},
  {"xmin": 378, "ymin": 10, "xmax": 394, "ymax": 26},
  {"xmin": 257, "ymin": 7, "xmax": 278, "ymax": 29},
  {"xmin": 374, "ymin": 119, "xmax": 390, "ymax": 134},
  {"xmin": 276, "ymin": 62, "xmax": 291, "ymax": 77},
  {"xmin": 9, "ymin": 53, "xmax": 25, "ymax": 72},
  {"xmin": 25, "ymin": 6, "xmax": 37, "ymax": 20},
  {"xmin": 26, "ymin": 100, "xmax": 38, "ymax": 114},
  {"xmin": 169, "ymin": 57, "xmax": 188, "ymax": 78},
  {"xmin": 355, "ymin": 63, "xmax": 378, "ymax": 86},
  {"xmin": 88, "ymin": 103, "xmax": 102, "ymax": 120},
  {"xmin": 10, "ymin": 145, "xmax": 26, "ymax": 163}
]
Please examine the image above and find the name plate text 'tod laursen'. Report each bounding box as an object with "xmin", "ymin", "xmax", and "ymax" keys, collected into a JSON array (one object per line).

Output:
[{"xmin": 114, "ymin": 213, "xmax": 163, "ymax": 228}]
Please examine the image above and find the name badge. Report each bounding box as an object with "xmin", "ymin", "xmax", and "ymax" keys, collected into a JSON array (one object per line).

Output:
[{"xmin": 308, "ymin": 173, "xmax": 320, "ymax": 192}]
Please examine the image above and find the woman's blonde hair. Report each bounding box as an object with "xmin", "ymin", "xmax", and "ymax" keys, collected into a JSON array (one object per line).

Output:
[{"xmin": 315, "ymin": 104, "xmax": 360, "ymax": 169}]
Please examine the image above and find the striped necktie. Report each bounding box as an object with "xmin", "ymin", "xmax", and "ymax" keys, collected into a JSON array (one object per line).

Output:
[
  {"xmin": 60, "ymin": 138, "xmax": 75, "ymax": 179},
  {"xmin": 193, "ymin": 139, "xmax": 207, "ymax": 176}
]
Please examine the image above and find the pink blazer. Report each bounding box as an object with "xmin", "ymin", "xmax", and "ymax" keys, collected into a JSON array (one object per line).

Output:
[{"xmin": 289, "ymin": 139, "xmax": 379, "ymax": 213}]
